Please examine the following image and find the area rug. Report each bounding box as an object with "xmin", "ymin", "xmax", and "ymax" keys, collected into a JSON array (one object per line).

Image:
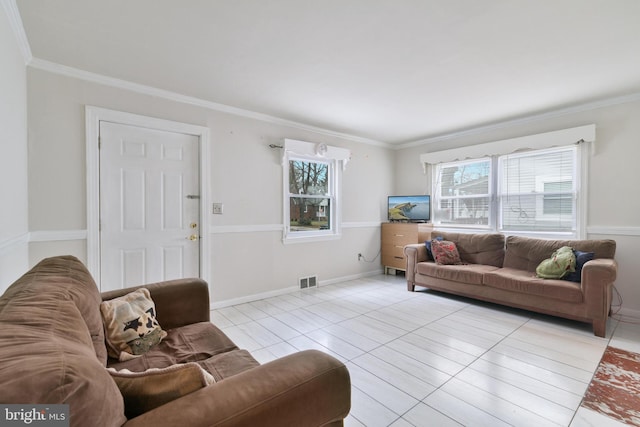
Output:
[{"xmin": 581, "ymin": 346, "xmax": 640, "ymax": 426}]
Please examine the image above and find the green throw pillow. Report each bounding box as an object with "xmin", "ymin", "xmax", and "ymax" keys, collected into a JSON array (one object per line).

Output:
[{"xmin": 536, "ymin": 246, "xmax": 576, "ymax": 279}]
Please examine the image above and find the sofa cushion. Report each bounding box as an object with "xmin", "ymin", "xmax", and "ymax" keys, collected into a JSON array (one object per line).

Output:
[
  {"xmin": 1, "ymin": 255, "xmax": 109, "ymax": 365},
  {"xmin": 101, "ymin": 288, "xmax": 167, "ymax": 361},
  {"xmin": 417, "ymin": 262, "xmax": 499, "ymax": 285},
  {"xmin": 108, "ymin": 321, "xmax": 259, "ymax": 381},
  {"xmin": 0, "ymin": 259, "xmax": 127, "ymax": 427},
  {"xmin": 483, "ymin": 267, "xmax": 583, "ymax": 303},
  {"xmin": 432, "ymin": 231, "xmax": 505, "ymax": 267},
  {"xmin": 503, "ymin": 236, "xmax": 616, "ymax": 273},
  {"xmin": 108, "ymin": 363, "xmax": 215, "ymax": 418},
  {"xmin": 563, "ymin": 250, "xmax": 595, "ymax": 283},
  {"xmin": 0, "ymin": 335, "xmax": 127, "ymax": 427},
  {"xmin": 430, "ymin": 240, "xmax": 462, "ymax": 265},
  {"xmin": 198, "ymin": 349, "xmax": 261, "ymax": 381}
]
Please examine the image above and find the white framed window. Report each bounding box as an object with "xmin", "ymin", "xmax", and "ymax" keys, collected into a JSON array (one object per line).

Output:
[
  {"xmin": 423, "ymin": 125, "xmax": 593, "ymax": 238},
  {"xmin": 430, "ymin": 145, "xmax": 584, "ymax": 238},
  {"xmin": 282, "ymin": 139, "xmax": 350, "ymax": 243},
  {"xmin": 433, "ymin": 158, "xmax": 492, "ymax": 228}
]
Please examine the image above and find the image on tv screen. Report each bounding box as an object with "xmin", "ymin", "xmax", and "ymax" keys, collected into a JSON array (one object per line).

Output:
[{"xmin": 388, "ymin": 195, "xmax": 430, "ymax": 221}]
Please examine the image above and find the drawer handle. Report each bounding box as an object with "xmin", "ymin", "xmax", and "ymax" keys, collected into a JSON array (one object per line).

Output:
[
  {"xmin": 394, "ymin": 245, "xmax": 403, "ymax": 249},
  {"xmin": 394, "ymin": 256, "xmax": 404, "ymax": 260},
  {"xmin": 394, "ymin": 234, "xmax": 405, "ymax": 237}
]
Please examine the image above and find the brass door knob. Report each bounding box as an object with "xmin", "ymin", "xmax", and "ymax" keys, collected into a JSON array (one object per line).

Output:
[{"xmin": 187, "ymin": 234, "xmax": 199, "ymax": 241}]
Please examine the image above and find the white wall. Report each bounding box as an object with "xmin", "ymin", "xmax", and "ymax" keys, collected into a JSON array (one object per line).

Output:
[
  {"xmin": 19, "ymin": 40, "xmax": 640, "ymax": 316},
  {"xmin": 0, "ymin": 6, "xmax": 29, "ymax": 292},
  {"xmin": 26, "ymin": 68, "xmax": 394, "ymax": 305},
  {"xmin": 395, "ymin": 99, "xmax": 640, "ymax": 317}
]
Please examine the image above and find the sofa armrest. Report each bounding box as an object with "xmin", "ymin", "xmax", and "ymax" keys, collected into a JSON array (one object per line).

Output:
[
  {"xmin": 404, "ymin": 244, "xmax": 428, "ymax": 289},
  {"xmin": 122, "ymin": 350, "xmax": 351, "ymax": 427},
  {"xmin": 582, "ymin": 258, "xmax": 618, "ymax": 294},
  {"xmin": 101, "ymin": 278, "xmax": 210, "ymax": 329},
  {"xmin": 582, "ymin": 258, "xmax": 618, "ymax": 335}
]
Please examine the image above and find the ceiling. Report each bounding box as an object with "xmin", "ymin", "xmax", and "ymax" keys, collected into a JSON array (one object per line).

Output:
[{"xmin": 14, "ymin": 0, "xmax": 640, "ymax": 145}]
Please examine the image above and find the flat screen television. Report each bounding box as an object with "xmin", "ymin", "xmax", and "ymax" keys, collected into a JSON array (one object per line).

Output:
[{"xmin": 388, "ymin": 195, "xmax": 430, "ymax": 222}]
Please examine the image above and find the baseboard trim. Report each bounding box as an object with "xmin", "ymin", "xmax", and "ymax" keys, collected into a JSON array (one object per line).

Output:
[
  {"xmin": 613, "ymin": 307, "xmax": 640, "ymax": 322},
  {"xmin": 316, "ymin": 269, "xmax": 384, "ymax": 286},
  {"xmin": 210, "ymin": 286, "xmax": 298, "ymax": 309},
  {"xmin": 209, "ymin": 269, "xmax": 383, "ymax": 310}
]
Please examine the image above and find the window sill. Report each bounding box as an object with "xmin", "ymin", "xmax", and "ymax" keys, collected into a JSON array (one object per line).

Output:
[{"xmin": 282, "ymin": 232, "xmax": 341, "ymax": 245}]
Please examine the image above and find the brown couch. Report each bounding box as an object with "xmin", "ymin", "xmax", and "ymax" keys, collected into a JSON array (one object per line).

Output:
[
  {"xmin": 0, "ymin": 256, "xmax": 351, "ymax": 427},
  {"xmin": 404, "ymin": 232, "xmax": 617, "ymax": 337}
]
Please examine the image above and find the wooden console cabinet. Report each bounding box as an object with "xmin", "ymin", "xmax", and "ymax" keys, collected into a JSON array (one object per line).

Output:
[{"xmin": 381, "ymin": 222, "xmax": 432, "ymax": 274}]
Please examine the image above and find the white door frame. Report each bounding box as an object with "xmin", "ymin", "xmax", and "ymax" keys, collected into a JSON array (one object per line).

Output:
[{"xmin": 85, "ymin": 106, "xmax": 211, "ymax": 288}]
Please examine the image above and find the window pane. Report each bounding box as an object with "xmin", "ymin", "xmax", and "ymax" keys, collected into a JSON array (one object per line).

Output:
[
  {"xmin": 500, "ymin": 193, "xmax": 574, "ymax": 232},
  {"xmin": 439, "ymin": 161, "xmax": 490, "ymax": 197},
  {"xmin": 498, "ymin": 146, "xmax": 576, "ymax": 232},
  {"xmin": 436, "ymin": 196, "xmax": 490, "ymax": 225},
  {"xmin": 289, "ymin": 197, "xmax": 330, "ymax": 231},
  {"xmin": 434, "ymin": 159, "xmax": 491, "ymax": 226},
  {"xmin": 543, "ymin": 181, "xmax": 573, "ymax": 215},
  {"xmin": 289, "ymin": 160, "xmax": 328, "ymax": 195}
]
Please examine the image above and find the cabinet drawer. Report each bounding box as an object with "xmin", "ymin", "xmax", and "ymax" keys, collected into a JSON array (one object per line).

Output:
[
  {"xmin": 382, "ymin": 243, "xmax": 406, "ymax": 258},
  {"xmin": 382, "ymin": 253, "xmax": 406, "ymax": 270},
  {"xmin": 382, "ymin": 224, "xmax": 418, "ymax": 241},
  {"xmin": 387, "ymin": 234, "xmax": 416, "ymax": 247}
]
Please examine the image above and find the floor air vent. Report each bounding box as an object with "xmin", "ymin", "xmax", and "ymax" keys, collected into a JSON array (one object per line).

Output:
[{"xmin": 299, "ymin": 276, "xmax": 318, "ymax": 289}]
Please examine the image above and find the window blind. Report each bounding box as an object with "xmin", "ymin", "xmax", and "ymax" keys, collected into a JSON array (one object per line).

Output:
[{"xmin": 498, "ymin": 146, "xmax": 577, "ymax": 233}]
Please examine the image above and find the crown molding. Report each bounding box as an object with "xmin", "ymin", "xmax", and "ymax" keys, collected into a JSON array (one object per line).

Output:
[
  {"xmin": 22, "ymin": 60, "xmax": 640, "ymax": 153},
  {"xmin": 27, "ymin": 57, "xmax": 389, "ymax": 148},
  {"xmin": 397, "ymin": 91, "xmax": 640, "ymax": 150},
  {"xmin": 1, "ymin": 0, "xmax": 32, "ymax": 64},
  {"xmin": 13, "ymin": 8, "xmax": 639, "ymax": 153}
]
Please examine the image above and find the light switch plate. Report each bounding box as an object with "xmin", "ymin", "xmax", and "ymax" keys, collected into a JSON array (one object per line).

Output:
[{"xmin": 212, "ymin": 203, "xmax": 223, "ymax": 214}]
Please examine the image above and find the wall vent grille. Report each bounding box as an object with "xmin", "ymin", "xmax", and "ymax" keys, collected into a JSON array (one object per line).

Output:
[{"xmin": 299, "ymin": 276, "xmax": 318, "ymax": 289}]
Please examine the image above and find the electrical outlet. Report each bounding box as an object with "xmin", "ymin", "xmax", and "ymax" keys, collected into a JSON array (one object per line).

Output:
[
  {"xmin": 212, "ymin": 203, "xmax": 223, "ymax": 214},
  {"xmin": 358, "ymin": 253, "xmax": 363, "ymax": 261}
]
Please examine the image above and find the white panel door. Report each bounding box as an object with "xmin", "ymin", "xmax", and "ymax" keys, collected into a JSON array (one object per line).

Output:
[{"xmin": 99, "ymin": 121, "xmax": 200, "ymax": 291}]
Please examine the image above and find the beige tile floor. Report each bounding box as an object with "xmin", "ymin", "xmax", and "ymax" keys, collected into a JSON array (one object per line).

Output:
[{"xmin": 210, "ymin": 274, "xmax": 638, "ymax": 427}]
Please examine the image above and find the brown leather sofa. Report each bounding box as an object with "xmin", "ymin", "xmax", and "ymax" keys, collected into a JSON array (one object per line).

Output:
[
  {"xmin": 404, "ymin": 232, "xmax": 617, "ymax": 337},
  {"xmin": 0, "ymin": 256, "xmax": 351, "ymax": 427}
]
